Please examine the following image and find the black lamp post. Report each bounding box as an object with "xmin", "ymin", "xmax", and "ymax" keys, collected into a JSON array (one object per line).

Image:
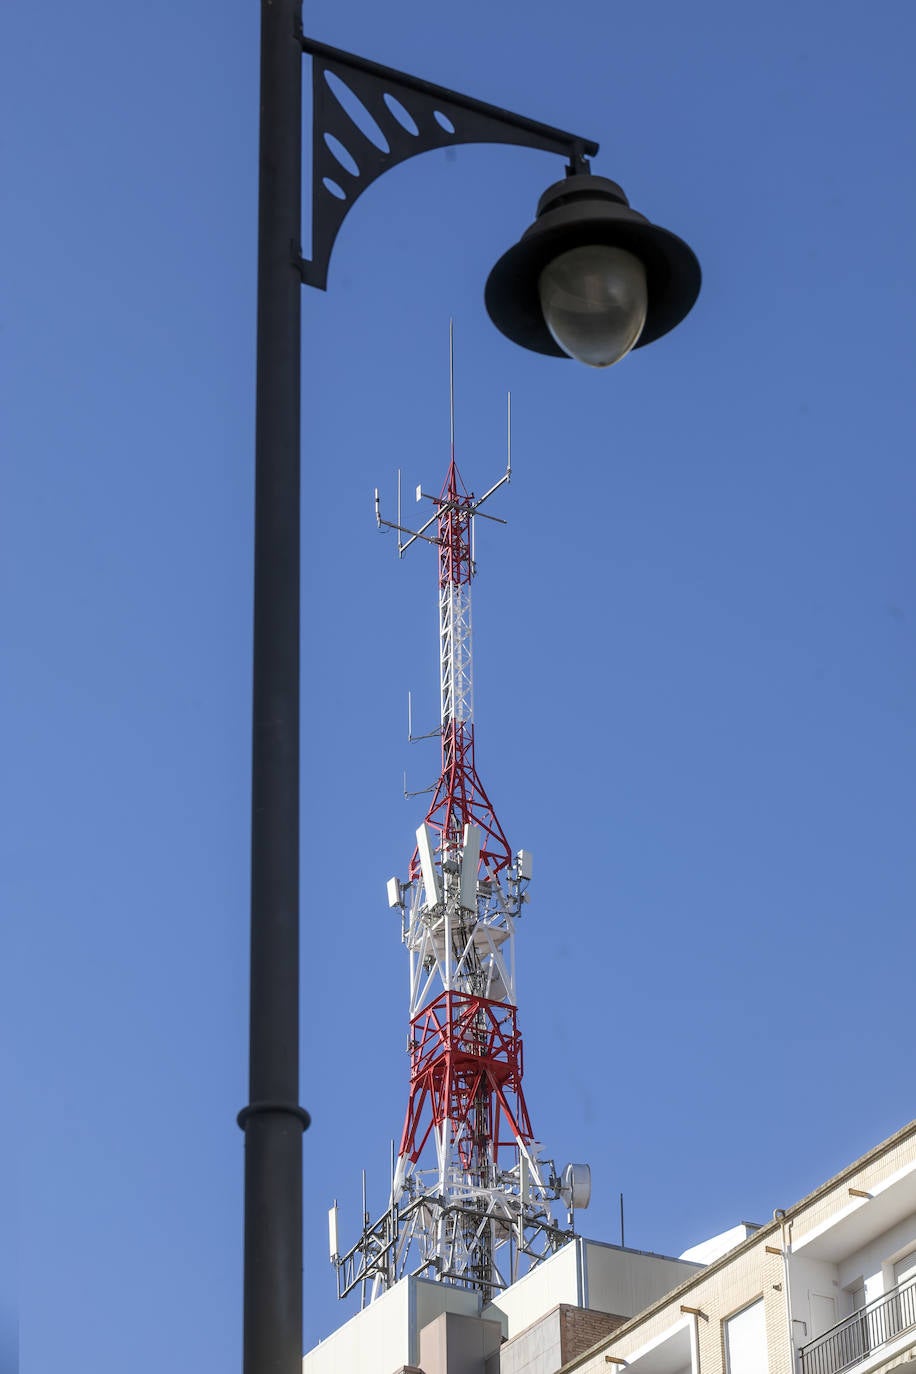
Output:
[{"xmin": 239, "ymin": 6, "xmax": 700, "ymax": 1373}]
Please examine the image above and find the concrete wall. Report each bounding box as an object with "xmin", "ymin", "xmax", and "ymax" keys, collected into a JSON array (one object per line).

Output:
[
  {"xmin": 418, "ymin": 1311, "xmax": 502, "ymax": 1374},
  {"xmin": 483, "ymin": 1239, "xmax": 699, "ymax": 1342},
  {"xmin": 583, "ymin": 1239, "xmax": 701, "ymax": 1318},
  {"xmin": 415, "ymin": 1282, "xmax": 483, "ymax": 1349},
  {"xmin": 302, "ymin": 1277, "xmax": 481, "ymax": 1374},
  {"xmin": 485, "ymin": 1244, "xmax": 582, "ymax": 1340},
  {"xmin": 492, "ymin": 1304, "xmax": 564, "ymax": 1374},
  {"xmin": 786, "ymin": 1251, "xmax": 841, "ymax": 1346},
  {"xmin": 838, "ymin": 1213, "xmax": 916, "ymax": 1300}
]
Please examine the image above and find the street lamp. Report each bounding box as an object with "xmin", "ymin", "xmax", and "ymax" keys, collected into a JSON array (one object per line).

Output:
[
  {"xmin": 240, "ymin": 9, "xmax": 700, "ymax": 1374},
  {"xmin": 486, "ymin": 174, "xmax": 701, "ymax": 365}
]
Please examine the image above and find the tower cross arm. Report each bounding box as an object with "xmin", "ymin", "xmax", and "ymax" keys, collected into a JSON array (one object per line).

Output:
[
  {"xmin": 374, "ymin": 488, "xmax": 442, "ymax": 555},
  {"xmin": 470, "ymin": 471, "xmax": 510, "ymax": 518},
  {"xmin": 300, "ymin": 35, "xmax": 600, "ymax": 288}
]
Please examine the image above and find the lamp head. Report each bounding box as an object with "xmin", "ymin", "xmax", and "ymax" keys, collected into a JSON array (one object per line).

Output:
[{"xmin": 485, "ymin": 174, "xmax": 701, "ymax": 367}]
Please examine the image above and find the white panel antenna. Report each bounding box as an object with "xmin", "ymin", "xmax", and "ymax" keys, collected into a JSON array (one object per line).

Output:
[
  {"xmin": 416, "ymin": 822, "xmax": 442, "ymax": 909},
  {"xmin": 459, "ymin": 824, "xmax": 481, "ymax": 912}
]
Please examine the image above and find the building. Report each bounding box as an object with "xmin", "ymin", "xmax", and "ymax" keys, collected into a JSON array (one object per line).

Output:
[
  {"xmin": 303, "ymin": 1235, "xmax": 701, "ymax": 1374},
  {"xmin": 303, "ymin": 1118, "xmax": 916, "ymax": 1374},
  {"xmin": 571, "ymin": 1118, "xmax": 916, "ymax": 1374}
]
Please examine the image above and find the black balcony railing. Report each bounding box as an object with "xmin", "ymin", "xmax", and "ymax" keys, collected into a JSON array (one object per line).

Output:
[{"xmin": 799, "ymin": 1277, "xmax": 916, "ymax": 1374}]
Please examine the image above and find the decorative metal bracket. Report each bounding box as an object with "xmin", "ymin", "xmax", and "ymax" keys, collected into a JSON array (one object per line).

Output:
[{"xmin": 300, "ymin": 36, "xmax": 600, "ymax": 289}]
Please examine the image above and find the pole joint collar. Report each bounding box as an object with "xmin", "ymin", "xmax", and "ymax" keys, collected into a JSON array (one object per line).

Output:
[{"xmin": 237, "ymin": 1101, "xmax": 312, "ymax": 1131}]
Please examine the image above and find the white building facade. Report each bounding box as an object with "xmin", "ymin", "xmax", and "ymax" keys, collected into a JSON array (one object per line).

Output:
[{"xmin": 572, "ymin": 1119, "xmax": 916, "ymax": 1374}]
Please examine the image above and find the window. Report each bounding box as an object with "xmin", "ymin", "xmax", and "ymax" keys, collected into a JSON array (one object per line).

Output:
[
  {"xmin": 894, "ymin": 1250, "xmax": 916, "ymax": 1290},
  {"xmin": 724, "ymin": 1299, "xmax": 768, "ymax": 1374}
]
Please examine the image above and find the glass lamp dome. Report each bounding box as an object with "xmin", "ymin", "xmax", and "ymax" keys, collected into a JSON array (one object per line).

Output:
[{"xmin": 538, "ymin": 244, "xmax": 648, "ymax": 367}]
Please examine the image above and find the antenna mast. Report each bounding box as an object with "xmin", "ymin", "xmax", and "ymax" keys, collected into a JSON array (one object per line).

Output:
[{"xmin": 341, "ymin": 328, "xmax": 589, "ymax": 1304}]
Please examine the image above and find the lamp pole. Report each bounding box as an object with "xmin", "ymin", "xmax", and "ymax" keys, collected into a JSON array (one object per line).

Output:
[
  {"xmin": 239, "ymin": 6, "xmax": 700, "ymax": 1373},
  {"xmin": 239, "ymin": 3, "xmax": 309, "ymax": 1374}
]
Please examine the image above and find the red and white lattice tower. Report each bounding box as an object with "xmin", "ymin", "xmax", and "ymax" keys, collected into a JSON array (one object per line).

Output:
[{"xmin": 330, "ymin": 333, "xmax": 590, "ymax": 1304}]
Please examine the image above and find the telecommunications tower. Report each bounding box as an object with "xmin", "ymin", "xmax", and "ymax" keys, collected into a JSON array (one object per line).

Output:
[{"xmin": 329, "ymin": 330, "xmax": 590, "ymax": 1305}]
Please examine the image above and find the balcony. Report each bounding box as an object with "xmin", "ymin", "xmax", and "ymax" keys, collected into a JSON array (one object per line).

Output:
[{"xmin": 799, "ymin": 1277, "xmax": 916, "ymax": 1374}]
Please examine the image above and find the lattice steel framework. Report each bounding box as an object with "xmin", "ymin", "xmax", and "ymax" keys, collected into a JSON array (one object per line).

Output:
[
  {"xmin": 412, "ymin": 456, "xmax": 513, "ymax": 886},
  {"xmin": 331, "ymin": 366, "xmax": 582, "ymax": 1306}
]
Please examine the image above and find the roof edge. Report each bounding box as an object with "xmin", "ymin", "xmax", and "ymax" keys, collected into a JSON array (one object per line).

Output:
[{"xmin": 562, "ymin": 1117, "xmax": 916, "ymax": 1372}]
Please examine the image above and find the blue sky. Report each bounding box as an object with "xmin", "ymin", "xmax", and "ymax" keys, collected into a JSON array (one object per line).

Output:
[{"xmin": 5, "ymin": 1, "xmax": 916, "ymax": 1369}]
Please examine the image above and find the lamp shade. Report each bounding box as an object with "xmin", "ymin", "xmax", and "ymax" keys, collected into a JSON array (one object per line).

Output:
[{"xmin": 485, "ymin": 175, "xmax": 701, "ymax": 361}]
